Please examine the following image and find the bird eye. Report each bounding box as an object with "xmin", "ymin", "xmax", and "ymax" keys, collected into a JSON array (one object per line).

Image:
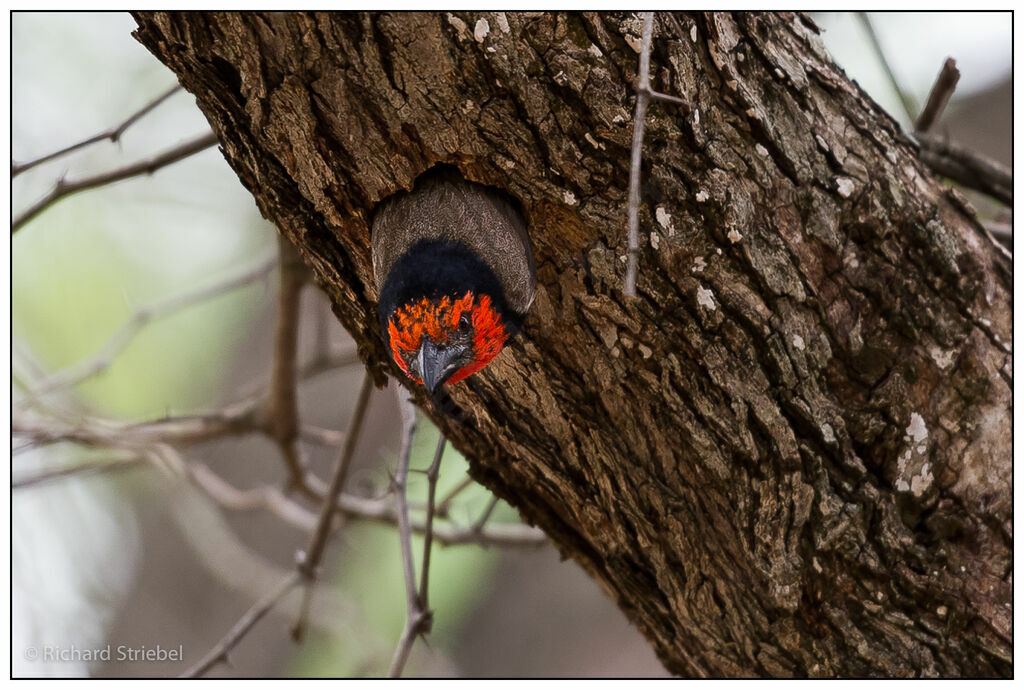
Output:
[{"xmin": 458, "ymin": 312, "xmax": 471, "ymax": 332}]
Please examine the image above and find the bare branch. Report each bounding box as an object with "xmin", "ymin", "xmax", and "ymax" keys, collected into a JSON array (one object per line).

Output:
[
  {"xmin": 12, "ymin": 131, "xmax": 219, "ymax": 233},
  {"xmin": 435, "ymin": 474, "xmax": 474, "ymax": 519},
  {"xmin": 298, "ymin": 424, "xmax": 345, "ymax": 447},
  {"xmin": 624, "ymin": 13, "xmax": 687, "ymax": 298},
  {"xmin": 473, "ymin": 494, "xmax": 501, "ymax": 536},
  {"xmin": 417, "ymin": 433, "xmax": 447, "ymax": 609},
  {"xmin": 856, "ymin": 12, "xmax": 916, "ymax": 123},
  {"xmin": 12, "ymin": 454, "xmax": 145, "ymax": 489},
  {"xmin": 11, "ymin": 400, "xmax": 257, "ymax": 455},
  {"xmin": 624, "ymin": 13, "xmax": 654, "ymax": 298},
  {"xmin": 266, "ymin": 235, "xmax": 309, "ymax": 492},
  {"xmin": 17, "ymin": 253, "xmax": 277, "ymax": 406},
  {"xmin": 188, "ymin": 460, "xmax": 547, "ymax": 548},
  {"xmin": 291, "ymin": 372, "xmax": 374, "ymax": 642},
  {"xmin": 915, "ymin": 58, "xmax": 960, "ymax": 133},
  {"xmin": 388, "ymin": 391, "xmax": 428, "ymax": 678},
  {"xmin": 181, "ymin": 572, "xmax": 301, "ymax": 678},
  {"xmin": 852, "ymin": 25, "xmax": 1008, "ymax": 207},
  {"xmin": 12, "ymin": 83, "xmax": 182, "ymax": 177},
  {"xmin": 916, "ymin": 132, "xmax": 1013, "ymax": 207},
  {"xmin": 982, "ymin": 219, "xmax": 1012, "ymax": 251}
]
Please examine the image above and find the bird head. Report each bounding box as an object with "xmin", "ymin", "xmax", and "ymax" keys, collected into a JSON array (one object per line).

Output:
[{"xmin": 386, "ymin": 291, "xmax": 509, "ymax": 393}]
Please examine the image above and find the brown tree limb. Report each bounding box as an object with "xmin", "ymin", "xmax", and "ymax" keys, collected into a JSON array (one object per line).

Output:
[
  {"xmin": 914, "ymin": 58, "xmax": 960, "ymax": 133},
  {"xmin": 12, "ymin": 131, "xmax": 219, "ymax": 233},
  {"xmin": 12, "ymin": 83, "xmax": 183, "ymax": 177},
  {"xmin": 132, "ymin": 12, "xmax": 1012, "ymax": 677},
  {"xmin": 265, "ymin": 234, "xmax": 309, "ymax": 493}
]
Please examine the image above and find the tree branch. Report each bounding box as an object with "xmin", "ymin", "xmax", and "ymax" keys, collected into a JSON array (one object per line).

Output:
[
  {"xmin": 388, "ymin": 391, "xmax": 429, "ymax": 678},
  {"xmin": 856, "ymin": 12, "xmax": 916, "ymax": 123},
  {"xmin": 12, "ymin": 83, "xmax": 183, "ymax": 177},
  {"xmin": 434, "ymin": 474, "xmax": 475, "ymax": 519},
  {"xmin": 12, "ymin": 131, "xmax": 219, "ymax": 233},
  {"xmin": 266, "ymin": 235, "xmax": 309, "ymax": 493},
  {"xmin": 181, "ymin": 572, "xmax": 301, "ymax": 678},
  {"xmin": 187, "ymin": 460, "xmax": 546, "ymax": 548},
  {"xmin": 291, "ymin": 372, "xmax": 374, "ymax": 641},
  {"xmin": 915, "ymin": 132, "xmax": 1013, "ymax": 207},
  {"xmin": 417, "ymin": 434, "xmax": 447, "ymax": 609},
  {"xmin": 914, "ymin": 57, "xmax": 960, "ymax": 133},
  {"xmin": 13, "ymin": 397, "xmax": 259, "ymax": 451},
  {"xmin": 16, "ymin": 253, "xmax": 277, "ymax": 406},
  {"xmin": 625, "ymin": 12, "xmax": 687, "ymax": 298},
  {"xmin": 12, "ymin": 453, "xmax": 145, "ymax": 489}
]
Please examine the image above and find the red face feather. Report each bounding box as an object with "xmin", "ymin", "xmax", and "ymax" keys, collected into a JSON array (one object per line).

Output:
[{"xmin": 387, "ymin": 292, "xmax": 508, "ymax": 385}]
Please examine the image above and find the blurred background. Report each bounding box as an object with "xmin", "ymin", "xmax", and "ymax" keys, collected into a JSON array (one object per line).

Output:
[{"xmin": 10, "ymin": 12, "xmax": 1011, "ymax": 678}]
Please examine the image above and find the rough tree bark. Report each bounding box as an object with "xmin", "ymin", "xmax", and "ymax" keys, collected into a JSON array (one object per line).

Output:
[{"xmin": 132, "ymin": 12, "xmax": 1011, "ymax": 677}]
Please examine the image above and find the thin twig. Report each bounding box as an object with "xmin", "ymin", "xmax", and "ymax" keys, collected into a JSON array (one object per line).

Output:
[
  {"xmin": 388, "ymin": 391, "xmax": 428, "ymax": 678},
  {"xmin": 13, "ymin": 354, "xmax": 355, "ymax": 461},
  {"xmin": 298, "ymin": 424, "xmax": 345, "ymax": 447},
  {"xmin": 266, "ymin": 235, "xmax": 309, "ymax": 493},
  {"xmin": 182, "ymin": 572, "xmax": 301, "ymax": 678},
  {"xmin": 291, "ymin": 372, "xmax": 374, "ymax": 642},
  {"xmin": 12, "ymin": 131, "xmax": 219, "ymax": 233},
  {"xmin": 417, "ymin": 434, "xmax": 447, "ymax": 608},
  {"xmin": 624, "ymin": 12, "xmax": 686, "ymax": 298},
  {"xmin": 624, "ymin": 14, "xmax": 653, "ymax": 298},
  {"xmin": 12, "ymin": 454, "xmax": 145, "ymax": 489},
  {"xmin": 982, "ymin": 219, "xmax": 1012, "ymax": 248},
  {"xmin": 856, "ymin": 12, "xmax": 916, "ymax": 124},
  {"xmin": 13, "ymin": 398, "xmax": 259, "ymax": 453},
  {"xmin": 915, "ymin": 58, "xmax": 960, "ymax": 133},
  {"xmin": 17, "ymin": 253, "xmax": 277, "ymax": 405},
  {"xmin": 188, "ymin": 460, "xmax": 547, "ymax": 548},
  {"xmin": 313, "ymin": 291, "xmax": 332, "ymax": 365},
  {"xmin": 435, "ymin": 474, "xmax": 475, "ymax": 518},
  {"xmin": 473, "ymin": 495, "xmax": 501, "ymax": 536},
  {"xmin": 12, "ymin": 83, "xmax": 182, "ymax": 177},
  {"xmin": 916, "ymin": 132, "xmax": 1013, "ymax": 207}
]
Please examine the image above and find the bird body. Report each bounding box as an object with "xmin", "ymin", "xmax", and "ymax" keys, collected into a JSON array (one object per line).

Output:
[{"xmin": 372, "ymin": 168, "xmax": 535, "ymax": 392}]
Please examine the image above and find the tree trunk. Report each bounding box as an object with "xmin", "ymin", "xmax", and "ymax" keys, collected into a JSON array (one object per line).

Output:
[{"xmin": 131, "ymin": 11, "xmax": 1011, "ymax": 677}]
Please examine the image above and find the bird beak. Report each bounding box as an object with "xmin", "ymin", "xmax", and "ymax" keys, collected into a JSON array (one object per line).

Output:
[{"xmin": 416, "ymin": 339, "xmax": 465, "ymax": 393}]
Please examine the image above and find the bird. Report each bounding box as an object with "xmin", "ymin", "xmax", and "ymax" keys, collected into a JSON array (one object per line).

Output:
[{"xmin": 372, "ymin": 167, "xmax": 536, "ymax": 394}]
